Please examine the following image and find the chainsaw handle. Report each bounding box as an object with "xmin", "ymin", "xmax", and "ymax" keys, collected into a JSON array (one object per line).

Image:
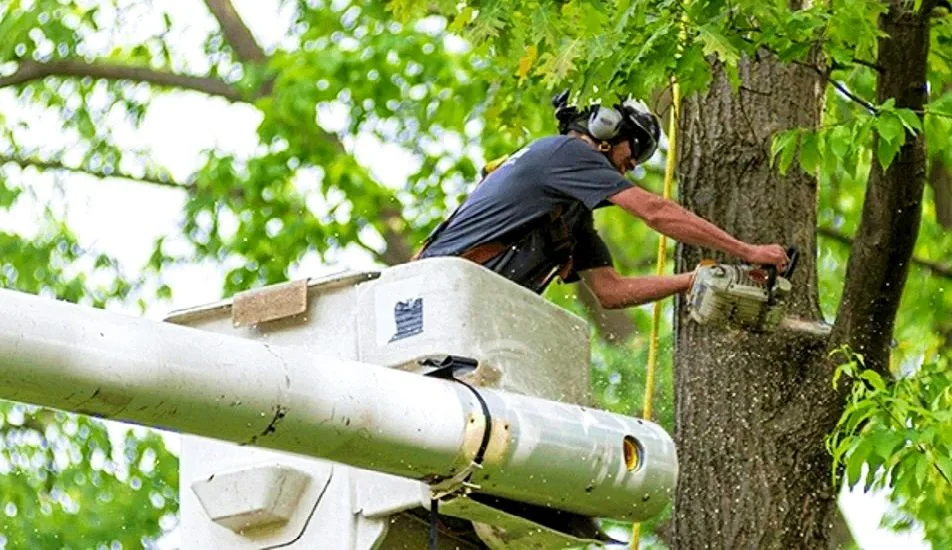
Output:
[
  {"xmin": 782, "ymin": 246, "xmax": 799, "ymax": 279},
  {"xmin": 763, "ymin": 246, "xmax": 798, "ymax": 282},
  {"xmin": 764, "ymin": 246, "xmax": 797, "ymax": 306},
  {"xmin": 765, "ymin": 266, "xmax": 778, "ymax": 305}
]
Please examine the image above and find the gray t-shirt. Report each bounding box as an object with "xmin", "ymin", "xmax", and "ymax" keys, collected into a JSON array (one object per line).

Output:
[{"xmin": 419, "ymin": 135, "xmax": 633, "ymax": 292}]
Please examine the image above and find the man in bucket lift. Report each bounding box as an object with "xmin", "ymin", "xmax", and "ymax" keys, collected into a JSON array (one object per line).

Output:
[{"xmin": 415, "ymin": 92, "xmax": 789, "ymax": 306}]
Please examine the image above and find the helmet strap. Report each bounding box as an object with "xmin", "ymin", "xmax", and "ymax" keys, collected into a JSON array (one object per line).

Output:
[{"xmin": 596, "ymin": 141, "xmax": 612, "ymax": 152}]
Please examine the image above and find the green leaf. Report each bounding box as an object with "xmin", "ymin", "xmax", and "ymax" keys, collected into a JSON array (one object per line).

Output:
[
  {"xmin": 799, "ymin": 131, "xmax": 820, "ymax": 174},
  {"xmin": 697, "ymin": 25, "xmax": 740, "ymax": 64},
  {"xmin": 847, "ymin": 438, "xmax": 872, "ymax": 488},
  {"xmin": 896, "ymin": 109, "xmax": 923, "ymax": 132},
  {"xmin": 873, "ymin": 431, "xmax": 904, "ymax": 461},
  {"xmin": 877, "ymin": 112, "xmax": 905, "ymax": 145},
  {"xmin": 876, "ymin": 134, "xmax": 903, "ymax": 171},
  {"xmin": 156, "ymin": 284, "xmax": 173, "ymax": 300},
  {"xmin": 828, "ymin": 125, "xmax": 851, "ymax": 159},
  {"xmin": 0, "ymin": 179, "xmax": 21, "ymax": 208},
  {"xmin": 771, "ymin": 129, "xmax": 799, "ymax": 173},
  {"xmin": 536, "ymin": 39, "xmax": 583, "ymax": 84},
  {"xmin": 914, "ymin": 454, "xmax": 929, "ymax": 488},
  {"xmin": 860, "ymin": 370, "xmax": 886, "ymax": 392}
]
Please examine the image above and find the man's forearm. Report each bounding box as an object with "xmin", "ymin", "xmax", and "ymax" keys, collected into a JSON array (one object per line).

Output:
[
  {"xmin": 605, "ymin": 272, "xmax": 693, "ymax": 309},
  {"xmin": 648, "ymin": 201, "xmax": 750, "ymax": 258}
]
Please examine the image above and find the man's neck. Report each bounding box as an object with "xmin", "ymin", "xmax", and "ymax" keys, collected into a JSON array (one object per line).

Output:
[{"xmin": 567, "ymin": 131, "xmax": 597, "ymax": 150}]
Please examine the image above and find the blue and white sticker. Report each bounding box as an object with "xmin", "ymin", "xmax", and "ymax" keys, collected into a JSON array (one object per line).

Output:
[
  {"xmin": 374, "ymin": 277, "xmax": 425, "ymax": 345},
  {"xmin": 389, "ymin": 298, "xmax": 423, "ymax": 342}
]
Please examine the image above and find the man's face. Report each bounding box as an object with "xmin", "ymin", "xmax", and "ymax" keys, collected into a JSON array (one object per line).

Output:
[{"xmin": 608, "ymin": 139, "xmax": 637, "ymax": 174}]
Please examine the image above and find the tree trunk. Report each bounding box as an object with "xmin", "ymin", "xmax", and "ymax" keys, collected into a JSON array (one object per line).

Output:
[
  {"xmin": 671, "ymin": 54, "xmax": 835, "ymax": 547},
  {"xmin": 827, "ymin": 0, "xmax": 931, "ymax": 375},
  {"xmin": 670, "ymin": 0, "xmax": 934, "ymax": 545}
]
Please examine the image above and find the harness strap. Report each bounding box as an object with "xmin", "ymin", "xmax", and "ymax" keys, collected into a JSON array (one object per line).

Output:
[
  {"xmin": 458, "ymin": 241, "xmax": 508, "ymax": 265},
  {"xmin": 415, "ymin": 205, "xmax": 576, "ymax": 290},
  {"xmin": 428, "ymin": 498, "xmax": 440, "ymax": 550}
]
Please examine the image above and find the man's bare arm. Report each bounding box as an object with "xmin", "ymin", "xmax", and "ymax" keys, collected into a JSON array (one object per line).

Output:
[
  {"xmin": 608, "ymin": 186, "xmax": 788, "ymax": 267},
  {"xmin": 581, "ymin": 266, "xmax": 693, "ymax": 310}
]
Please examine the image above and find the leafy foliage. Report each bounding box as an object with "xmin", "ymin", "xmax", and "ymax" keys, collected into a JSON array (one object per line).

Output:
[
  {"xmin": 0, "ymin": 403, "xmax": 178, "ymax": 549},
  {"xmin": 828, "ymin": 350, "xmax": 952, "ymax": 546}
]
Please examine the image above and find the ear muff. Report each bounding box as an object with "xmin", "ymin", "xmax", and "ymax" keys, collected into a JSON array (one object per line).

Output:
[{"xmin": 587, "ymin": 106, "xmax": 624, "ymax": 141}]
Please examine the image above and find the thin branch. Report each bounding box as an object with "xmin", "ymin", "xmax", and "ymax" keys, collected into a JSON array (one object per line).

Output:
[
  {"xmin": 790, "ymin": 59, "xmax": 879, "ymax": 114},
  {"xmin": 0, "ymin": 59, "xmax": 246, "ymax": 102},
  {"xmin": 818, "ymin": 225, "xmax": 952, "ymax": 279},
  {"xmin": 0, "ymin": 153, "xmax": 190, "ymax": 191},
  {"xmin": 827, "ymin": 77, "xmax": 878, "ymax": 114},
  {"xmin": 846, "ymin": 57, "xmax": 884, "ymax": 73},
  {"xmin": 918, "ymin": 109, "xmax": 952, "ymax": 119},
  {"xmin": 733, "ymin": 37, "xmax": 880, "ymax": 113}
]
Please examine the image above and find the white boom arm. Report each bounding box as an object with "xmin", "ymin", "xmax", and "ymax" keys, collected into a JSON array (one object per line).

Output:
[{"xmin": 0, "ymin": 287, "xmax": 676, "ymax": 521}]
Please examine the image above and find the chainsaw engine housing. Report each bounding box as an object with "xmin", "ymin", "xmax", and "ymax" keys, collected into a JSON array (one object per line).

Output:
[{"xmin": 687, "ymin": 264, "xmax": 792, "ymax": 333}]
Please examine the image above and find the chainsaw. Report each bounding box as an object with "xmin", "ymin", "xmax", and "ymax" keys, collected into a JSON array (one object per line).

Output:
[{"xmin": 686, "ymin": 247, "xmax": 825, "ymax": 334}]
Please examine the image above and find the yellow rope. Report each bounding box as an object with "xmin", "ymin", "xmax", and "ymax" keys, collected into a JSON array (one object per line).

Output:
[{"xmin": 629, "ymin": 79, "xmax": 681, "ymax": 550}]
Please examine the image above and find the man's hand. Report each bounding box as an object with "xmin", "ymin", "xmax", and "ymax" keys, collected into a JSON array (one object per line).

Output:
[{"xmin": 744, "ymin": 244, "xmax": 789, "ymax": 269}]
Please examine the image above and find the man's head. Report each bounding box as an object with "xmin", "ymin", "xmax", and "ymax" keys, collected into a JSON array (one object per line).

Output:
[{"xmin": 553, "ymin": 91, "xmax": 661, "ymax": 173}]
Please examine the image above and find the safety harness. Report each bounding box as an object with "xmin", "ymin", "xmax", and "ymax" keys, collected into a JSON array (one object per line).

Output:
[{"xmin": 411, "ymin": 155, "xmax": 576, "ymax": 291}]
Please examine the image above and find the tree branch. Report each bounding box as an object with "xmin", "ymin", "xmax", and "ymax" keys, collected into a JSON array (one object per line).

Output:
[
  {"xmin": 1, "ymin": 1, "xmax": 419, "ymax": 267},
  {"xmin": 826, "ymin": 77, "xmax": 878, "ymax": 114},
  {"xmin": 203, "ymin": 0, "xmax": 268, "ymax": 63},
  {"xmin": 0, "ymin": 153, "xmax": 190, "ymax": 191},
  {"xmin": 0, "ymin": 59, "xmax": 245, "ymax": 102},
  {"xmin": 202, "ymin": 0, "xmax": 274, "ymax": 96},
  {"xmin": 819, "ymin": 225, "xmax": 952, "ymax": 279},
  {"xmin": 791, "ymin": 60, "xmax": 879, "ymax": 114},
  {"xmin": 201, "ymin": 0, "xmax": 416, "ymax": 264}
]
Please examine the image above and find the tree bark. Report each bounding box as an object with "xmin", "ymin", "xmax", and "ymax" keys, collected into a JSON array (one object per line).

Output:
[
  {"xmin": 671, "ymin": 0, "xmax": 933, "ymax": 547},
  {"xmin": 672, "ymin": 53, "xmax": 834, "ymax": 547}
]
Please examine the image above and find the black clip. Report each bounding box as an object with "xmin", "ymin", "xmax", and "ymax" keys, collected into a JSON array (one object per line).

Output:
[{"xmin": 421, "ymin": 355, "xmax": 479, "ymax": 380}]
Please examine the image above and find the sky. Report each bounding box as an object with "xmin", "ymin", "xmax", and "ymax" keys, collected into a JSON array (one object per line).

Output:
[{"xmin": 0, "ymin": 1, "xmax": 932, "ymax": 548}]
